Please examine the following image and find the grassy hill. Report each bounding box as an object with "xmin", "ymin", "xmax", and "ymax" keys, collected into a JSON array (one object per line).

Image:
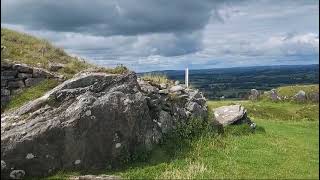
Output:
[
  {"xmin": 1, "ymin": 28, "xmax": 128, "ymax": 113},
  {"xmin": 1, "ymin": 28, "xmax": 128, "ymax": 78},
  {"xmin": 47, "ymin": 89, "xmax": 319, "ymax": 179}
]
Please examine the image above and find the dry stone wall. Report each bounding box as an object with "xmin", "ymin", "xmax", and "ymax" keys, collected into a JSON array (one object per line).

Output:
[{"xmin": 1, "ymin": 60, "xmax": 63, "ymax": 107}]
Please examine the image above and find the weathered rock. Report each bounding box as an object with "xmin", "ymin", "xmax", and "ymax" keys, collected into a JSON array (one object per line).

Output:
[
  {"xmin": 1, "ymin": 160, "xmax": 6, "ymax": 171},
  {"xmin": 1, "ymin": 70, "xmax": 18, "ymax": 77},
  {"xmin": 12, "ymin": 64, "xmax": 33, "ymax": 73},
  {"xmin": 9, "ymin": 170, "xmax": 25, "ymax": 179},
  {"xmin": 33, "ymin": 68, "xmax": 54, "ymax": 78},
  {"xmin": 249, "ymin": 89, "xmax": 260, "ymax": 100},
  {"xmin": 1, "ymin": 80, "xmax": 7, "ymax": 87},
  {"xmin": 1, "ymin": 89, "xmax": 10, "ymax": 96},
  {"xmin": 270, "ymin": 89, "xmax": 281, "ymax": 101},
  {"xmin": 138, "ymin": 80, "xmax": 159, "ymax": 94},
  {"xmin": 1, "ymin": 72, "xmax": 207, "ymax": 178},
  {"xmin": 49, "ymin": 63, "xmax": 65, "ymax": 72},
  {"xmin": 7, "ymin": 80, "xmax": 25, "ymax": 88},
  {"xmin": 175, "ymin": 81, "xmax": 180, "ymax": 85},
  {"xmin": 170, "ymin": 85, "xmax": 184, "ymax": 93},
  {"xmin": 159, "ymin": 83, "xmax": 167, "ymax": 89},
  {"xmin": 17, "ymin": 73, "xmax": 33, "ymax": 79},
  {"xmin": 158, "ymin": 89, "xmax": 169, "ymax": 94},
  {"xmin": 294, "ymin": 90, "xmax": 306, "ymax": 102},
  {"xmin": 212, "ymin": 105, "xmax": 250, "ymax": 126},
  {"xmin": 25, "ymin": 78, "xmax": 45, "ymax": 87}
]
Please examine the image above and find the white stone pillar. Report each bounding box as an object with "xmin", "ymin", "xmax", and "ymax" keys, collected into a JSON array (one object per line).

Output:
[{"xmin": 185, "ymin": 67, "xmax": 189, "ymax": 88}]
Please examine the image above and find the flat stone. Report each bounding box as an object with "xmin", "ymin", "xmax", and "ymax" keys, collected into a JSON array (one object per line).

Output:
[
  {"xmin": 25, "ymin": 78, "xmax": 45, "ymax": 87},
  {"xmin": 18, "ymin": 73, "xmax": 33, "ymax": 79},
  {"xmin": 169, "ymin": 85, "xmax": 184, "ymax": 93},
  {"xmin": 159, "ymin": 89, "xmax": 169, "ymax": 94},
  {"xmin": 1, "ymin": 76, "xmax": 15, "ymax": 80},
  {"xmin": 213, "ymin": 105, "xmax": 247, "ymax": 126},
  {"xmin": 7, "ymin": 80, "xmax": 25, "ymax": 88},
  {"xmin": 33, "ymin": 68, "xmax": 54, "ymax": 78},
  {"xmin": 1, "ymin": 89, "xmax": 10, "ymax": 96},
  {"xmin": 1, "ymin": 70, "xmax": 18, "ymax": 77},
  {"xmin": 12, "ymin": 64, "xmax": 33, "ymax": 73},
  {"xmin": 1, "ymin": 80, "xmax": 7, "ymax": 87}
]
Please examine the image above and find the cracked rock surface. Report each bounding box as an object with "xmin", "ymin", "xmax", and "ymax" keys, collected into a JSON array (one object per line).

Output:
[{"xmin": 1, "ymin": 72, "xmax": 207, "ymax": 178}]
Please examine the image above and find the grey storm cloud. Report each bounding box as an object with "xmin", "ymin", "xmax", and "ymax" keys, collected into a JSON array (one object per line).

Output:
[{"xmin": 1, "ymin": 0, "xmax": 236, "ymax": 36}]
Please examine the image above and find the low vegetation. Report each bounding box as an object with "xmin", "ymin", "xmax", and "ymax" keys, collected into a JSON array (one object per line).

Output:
[
  {"xmin": 277, "ymin": 84, "xmax": 319, "ymax": 97},
  {"xmin": 141, "ymin": 73, "xmax": 173, "ymax": 85},
  {"xmin": 47, "ymin": 99, "xmax": 319, "ymax": 179},
  {"xmin": 1, "ymin": 79, "xmax": 60, "ymax": 113},
  {"xmin": 1, "ymin": 28, "xmax": 129, "ymax": 78}
]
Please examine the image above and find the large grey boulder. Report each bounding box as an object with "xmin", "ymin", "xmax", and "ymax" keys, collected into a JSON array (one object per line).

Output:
[
  {"xmin": 1, "ymin": 72, "xmax": 159, "ymax": 178},
  {"xmin": 1, "ymin": 72, "xmax": 207, "ymax": 178},
  {"xmin": 212, "ymin": 105, "xmax": 250, "ymax": 126}
]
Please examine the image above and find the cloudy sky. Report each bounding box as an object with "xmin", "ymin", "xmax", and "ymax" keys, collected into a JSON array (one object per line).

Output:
[{"xmin": 1, "ymin": 0, "xmax": 319, "ymax": 72}]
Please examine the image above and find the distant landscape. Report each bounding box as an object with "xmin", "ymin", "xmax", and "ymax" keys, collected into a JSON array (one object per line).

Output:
[{"xmin": 142, "ymin": 64, "xmax": 319, "ymax": 100}]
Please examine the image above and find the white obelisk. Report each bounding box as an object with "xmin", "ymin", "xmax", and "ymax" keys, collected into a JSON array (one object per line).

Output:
[{"xmin": 185, "ymin": 67, "xmax": 189, "ymax": 88}]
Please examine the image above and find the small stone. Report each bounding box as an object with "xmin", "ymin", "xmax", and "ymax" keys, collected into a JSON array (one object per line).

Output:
[
  {"xmin": 1, "ymin": 89, "xmax": 10, "ymax": 96},
  {"xmin": 25, "ymin": 78, "xmax": 44, "ymax": 87},
  {"xmin": 1, "ymin": 75, "xmax": 15, "ymax": 80},
  {"xmin": 115, "ymin": 143, "xmax": 122, "ymax": 148},
  {"xmin": 33, "ymin": 68, "xmax": 54, "ymax": 78},
  {"xmin": 26, "ymin": 153, "xmax": 35, "ymax": 159},
  {"xmin": 169, "ymin": 85, "xmax": 184, "ymax": 93},
  {"xmin": 1, "ymin": 160, "xmax": 6, "ymax": 171},
  {"xmin": 85, "ymin": 110, "xmax": 91, "ymax": 116},
  {"xmin": 17, "ymin": 73, "xmax": 33, "ymax": 79},
  {"xmin": 12, "ymin": 64, "xmax": 33, "ymax": 73},
  {"xmin": 160, "ymin": 83, "xmax": 167, "ymax": 89},
  {"xmin": 159, "ymin": 89, "xmax": 169, "ymax": 94},
  {"xmin": 74, "ymin": 159, "xmax": 81, "ymax": 165},
  {"xmin": 1, "ymin": 80, "xmax": 7, "ymax": 87},
  {"xmin": 8, "ymin": 80, "xmax": 25, "ymax": 88},
  {"xmin": 10, "ymin": 170, "xmax": 26, "ymax": 179},
  {"xmin": 1, "ymin": 70, "xmax": 18, "ymax": 77},
  {"xmin": 175, "ymin": 81, "xmax": 180, "ymax": 85}
]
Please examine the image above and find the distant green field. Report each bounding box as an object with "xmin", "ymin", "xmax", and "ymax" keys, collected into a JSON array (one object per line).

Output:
[{"xmin": 48, "ymin": 100, "xmax": 319, "ymax": 179}]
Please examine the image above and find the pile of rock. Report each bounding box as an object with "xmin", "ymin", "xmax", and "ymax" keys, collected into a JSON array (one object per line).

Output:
[
  {"xmin": 1, "ymin": 72, "xmax": 207, "ymax": 178},
  {"xmin": 1, "ymin": 60, "xmax": 64, "ymax": 108}
]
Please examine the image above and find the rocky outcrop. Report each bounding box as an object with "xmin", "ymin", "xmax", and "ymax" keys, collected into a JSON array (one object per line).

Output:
[
  {"xmin": 1, "ymin": 72, "xmax": 207, "ymax": 178},
  {"xmin": 212, "ymin": 105, "xmax": 252, "ymax": 127},
  {"xmin": 1, "ymin": 60, "xmax": 64, "ymax": 108}
]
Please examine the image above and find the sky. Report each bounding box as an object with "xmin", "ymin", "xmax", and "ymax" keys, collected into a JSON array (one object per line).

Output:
[{"xmin": 1, "ymin": 0, "xmax": 319, "ymax": 72}]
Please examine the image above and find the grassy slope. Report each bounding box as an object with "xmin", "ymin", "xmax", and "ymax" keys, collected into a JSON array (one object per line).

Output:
[
  {"xmin": 1, "ymin": 28, "xmax": 93, "ymax": 77},
  {"xmin": 1, "ymin": 28, "xmax": 129, "ymax": 113},
  {"xmin": 48, "ymin": 100, "xmax": 319, "ymax": 179}
]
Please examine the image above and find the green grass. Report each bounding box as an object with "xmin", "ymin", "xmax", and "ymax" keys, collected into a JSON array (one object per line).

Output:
[
  {"xmin": 141, "ymin": 73, "xmax": 173, "ymax": 85},
  {"xmin": 277, "ymin": 84, "xmax": 319, "ymax": 97},
  {"xmin": 2, "ymin": 79, "xmax": 60, "ymax": 113},
  {"xmin": 47, "ymin": 100, "xmax": 319, "ymax": 179},
  {"xmin": 1, "ymin": 28, "xmax": 129, "ymax": 78}
]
